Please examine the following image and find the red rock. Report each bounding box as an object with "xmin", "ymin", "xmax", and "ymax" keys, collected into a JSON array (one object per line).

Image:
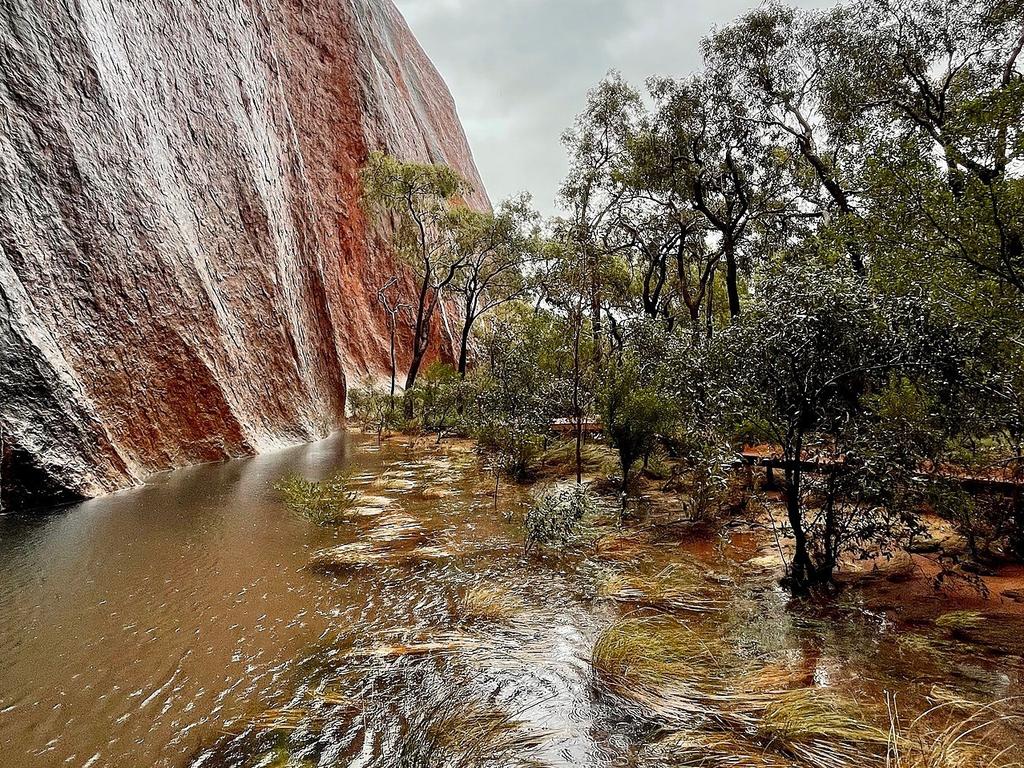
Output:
[{"xmin": 0, "ymin": 0, "xmax": 489, "ymax": 507}]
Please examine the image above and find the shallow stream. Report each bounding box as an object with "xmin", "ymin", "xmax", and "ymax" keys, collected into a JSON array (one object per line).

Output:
[{"xmin": 1, "ymin": 433, "xmax": 1021, "ymax": 767}]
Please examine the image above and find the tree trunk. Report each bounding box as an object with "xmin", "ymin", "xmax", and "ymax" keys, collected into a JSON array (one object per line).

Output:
[
  {"xmin": 458, "ymin": 312, "xmax": 473, "ymax": 377},
  {"xmin": 785, "ymin": 438, "xmax": 812, "ymax": 592},
  {"xmin": 724, "ymin": 239, "xmax": 741, "ymax": 319}
]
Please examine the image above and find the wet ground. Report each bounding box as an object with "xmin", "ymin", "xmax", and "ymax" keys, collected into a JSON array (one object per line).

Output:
[{"xmin": 0, "ymin": 432, "xmax": 1021, "ymax": 767}]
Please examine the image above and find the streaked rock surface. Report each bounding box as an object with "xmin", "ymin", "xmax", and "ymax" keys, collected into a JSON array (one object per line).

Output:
[{"xmin": 0, "ymin": 0, "xmax": 487, "ymax": 506}]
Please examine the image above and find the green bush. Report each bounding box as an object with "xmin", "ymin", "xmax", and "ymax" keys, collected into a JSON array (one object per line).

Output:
[
  {"xmin": 348, "ymin": 387, "xmax": 401, "ymax": 438},
  {"xmin": 275, "ymin": 473, "xmax": 358, "ymax": 526},
  {"xmin": 477, "ymin": 423, "xmax": 543, "ymax": 482},
  {"xmin": 525, "ymin": 484, "xmax": 597, "ymax": 553},
  {"xmin": 409, "ymin": 363, "xmax": 468, "ymax": 437}
]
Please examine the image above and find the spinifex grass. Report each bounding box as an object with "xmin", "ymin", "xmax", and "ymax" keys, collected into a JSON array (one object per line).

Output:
[
  {"xmin": 275, "ymin": 473, "xmax": 358, "ymax": 525},
  {"xmin": 462, "ymin": 583, "xmax": 526, "ymax": 622},
  {"xmin": 596, "ymin": 563, "xmax": 726, "ymax": 613},
  {"xmin": 591, "ymin": 615, "xmax": 889, "ymax": 767}
]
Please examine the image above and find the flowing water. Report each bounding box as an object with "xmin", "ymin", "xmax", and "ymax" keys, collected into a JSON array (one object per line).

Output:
[{"xmin": 1, "ymin": 432, "xmax": 1022, "ymax": 768}]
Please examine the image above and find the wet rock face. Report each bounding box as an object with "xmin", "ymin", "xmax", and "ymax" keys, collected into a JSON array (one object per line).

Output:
[{"xmin": 0, "ymin": 0, "xmax": 488, "ymax": 507}]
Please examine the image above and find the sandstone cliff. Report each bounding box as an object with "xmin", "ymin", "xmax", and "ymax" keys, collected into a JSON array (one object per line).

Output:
[{"xmin": 0, "ymin": 0, "xmax": 489, "ymax": 507}]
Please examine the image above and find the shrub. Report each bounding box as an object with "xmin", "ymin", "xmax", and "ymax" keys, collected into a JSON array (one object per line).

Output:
[
  {"xmin": 275, "ymin": 473, "xmax": 357, "ymax": 525},
  {"xmin": 600, "ymin": 358, "xmax": 676, "ymax": 492},
  {"xmin": 348, "ymin": 387, "xmax": 400, "ymax": 438},
  {"xmin": 409, "ymin": 363, "xmax": 468, "ymax": 437},
  {"xmin": 524, "ymin": 484, "xmax": 596, "ymax": 553},
  {"xmin": 477, "ymin": 423, "xmax": 544, "ymax": 482}
]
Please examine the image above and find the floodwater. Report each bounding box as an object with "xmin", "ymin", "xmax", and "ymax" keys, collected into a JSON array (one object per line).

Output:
[{"xmin": 0, "ymin": 432, "xmax": 1021, "ymax": 768}]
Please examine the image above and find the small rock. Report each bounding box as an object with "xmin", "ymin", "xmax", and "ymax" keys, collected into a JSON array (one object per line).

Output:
[
  {"xmin": 907, "ymin": 537, "xmax": 942, "ymax": 554},
  {"xmin": 1001, "ymin": 589, "xmax": 1024, "ymax": 603}
]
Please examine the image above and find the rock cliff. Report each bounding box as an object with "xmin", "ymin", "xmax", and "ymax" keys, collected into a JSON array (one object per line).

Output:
[{"xmin": 0, "ymin": 0, "xmax": 488, "ymax": 507}]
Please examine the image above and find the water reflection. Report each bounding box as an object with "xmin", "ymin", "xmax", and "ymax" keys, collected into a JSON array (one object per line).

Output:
[{"xmin": 0, "ymin": 432, "xmax": 1021, "ymax": 768}]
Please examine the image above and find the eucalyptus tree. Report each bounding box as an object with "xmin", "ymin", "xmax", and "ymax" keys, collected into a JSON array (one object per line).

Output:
[
  {"xmin": 649, "ymin": 73, "xmax": 792, "ymax": 319},
  {"xmin": 537, "ymin": 227, "xmax": 599, "ymax": 483},
  {"xmin": 361, "ymin": 152, "xmax": 468, "ymax": 403},
  {"xmin": 847, "ymin": 0, "xmax": 1024, "ymax": 294},
  {"xmin": 560, "ymin": 73, "xmax": 644, "ymax": 362},
  {"xmin": 448, "ymin": 194, "xmax": 540, "ymax": 376},
  {"xmin": 715, "ymin": 259, "xmax": 913, "ymax": 590},
  {"xmin": 703, "ymin": 2, "xmax": 867, "ymax": 273}
]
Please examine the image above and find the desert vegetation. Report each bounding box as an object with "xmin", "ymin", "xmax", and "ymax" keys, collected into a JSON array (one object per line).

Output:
[
  {"xmin": 356, "ymin": 0, "xmax": 1024, "ymax": 597},
  {"xmin": 270, "ymin": 1, "xmax": 1024, "ymax": 764}
]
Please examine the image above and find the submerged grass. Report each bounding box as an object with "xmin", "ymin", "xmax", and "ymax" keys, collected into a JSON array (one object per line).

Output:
[
  {"xmin": 275, "ymin": 473, "xmax": 358, "ymax": 525},
  {"xmin": 462, "ymin": 583, "xmax": 525, "ymax": 622},
  {"xmin": 388, "ymin": 695, "xmax": 549, "ymax": 768},
  {"xmin": 935, "ymin": 611, "xmax": 1024, "ymax": 654},
  {"xmin": 596, "ymin": 563, "xmax": 725, "ymax": 613},
  {"xmin": 308, "ymin": 541, "xmax": 450, "ymax": 571},
  {"xmin": 592, "ymin": 615, "xmax": 890, "ymax": 767}
]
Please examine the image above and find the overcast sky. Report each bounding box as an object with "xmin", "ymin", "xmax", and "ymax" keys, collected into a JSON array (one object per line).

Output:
[{"xmin": 394, "ymin": 0, "xmax": 838, "ymax": 215}]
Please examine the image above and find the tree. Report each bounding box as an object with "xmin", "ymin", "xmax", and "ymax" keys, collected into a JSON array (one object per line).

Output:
[
  {"xmin": 716, "ymin": 259, "xmax": 909, "ymax": 590},
  {"xmin": 361, "ymin": 152, "xmax": 469, "ymax": 406},
  {"xmin": 649, "ymin": 74, "xmax": 792, "ymax": 318},
  {"xmin": 847, "ymin": 0, "xmax": 1024, "ymax": 293},
  {"xmin": 537, "ymin": 229, "xmax": 599, "ymax": 483},
  {"xmin": 375, "ymin": 276, "xmax": 410, "ymax": 403},
  {"xmin": 560, "ymin": 73, "xmax": 643, "ymax": 363},
  {"xmin": 448, "ymin": 195, "xmax": 539, "ymax": 376}
]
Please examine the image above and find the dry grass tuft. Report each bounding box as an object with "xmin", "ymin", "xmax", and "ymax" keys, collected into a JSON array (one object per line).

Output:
[
  {"xmin": 596, "ymin": 563, "xmax": 724, "ymax": 613},
  {"xmin": 886, "ymin": 696, "xmax": 1024, "ymax": 768},
  {"xmin": 462, "ymin": 583, "xmax": 525, "ymax": 622}
]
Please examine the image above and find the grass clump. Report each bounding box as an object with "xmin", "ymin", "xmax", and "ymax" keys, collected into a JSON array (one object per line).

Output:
[
  {"xmin": 886, "ymin": 697, "xmax": 1024, "ymax": 768},
  {"xmin": 596, "ymin": 563, "xmax": 724, "ymax": 613},
  {"xmin": 388, "ymin": 695, "xmax": 548, "ymax": 768},
  {"xmin": 275, "ymin": 473, "xmax": 358, "ymax": 525},
  {"xmin": 591, "ymin": 615, "xmax": 890, "ymax": 766},
  {"xmin": 524, "ymin": 484, "xmax": 597, "ymax": 553},
  {"xmin": 462, "ymin": 583, "xmax": 525, "ymax": 622}
]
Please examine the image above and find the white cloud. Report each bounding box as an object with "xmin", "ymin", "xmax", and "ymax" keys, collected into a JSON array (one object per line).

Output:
[{"xmin": 394, "ymin": 0, "xmax": 839, "ymax": 214}]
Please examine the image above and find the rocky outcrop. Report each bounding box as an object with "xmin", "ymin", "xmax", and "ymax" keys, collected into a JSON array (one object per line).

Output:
[{"xmin": 0, "ymin": 0, "xmax": 488, "ymax": 507}]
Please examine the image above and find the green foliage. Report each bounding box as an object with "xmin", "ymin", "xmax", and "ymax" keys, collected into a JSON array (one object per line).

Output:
[
  {"xmin": 348, "ymin": 387, "xmax": 401, "ymax": 438},
  {"xmin": 524, "ymin": 484, "xmax": 597, "ymax": 553},
  {"xmin": 275, "ymin": 474, "xmax": 357, "ymax": 526},
  {"xmin": 408, "ymin": 363, "xmax": 469, "ymax": 437},
  {"xmin": 600, "ymin": 357, "xmax": 676, "ymax": 490}
]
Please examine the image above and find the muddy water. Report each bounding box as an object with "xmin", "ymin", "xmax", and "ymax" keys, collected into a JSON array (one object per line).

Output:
[{"xmin": 0, "ymin": 432, "xmax": 1021, "ymax": 768}]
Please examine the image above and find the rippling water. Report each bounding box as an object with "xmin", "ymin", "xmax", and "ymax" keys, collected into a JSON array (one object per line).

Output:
[{"xmin": 1, "ymin": 432, "xmax": 1021, "ymax": 768}]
